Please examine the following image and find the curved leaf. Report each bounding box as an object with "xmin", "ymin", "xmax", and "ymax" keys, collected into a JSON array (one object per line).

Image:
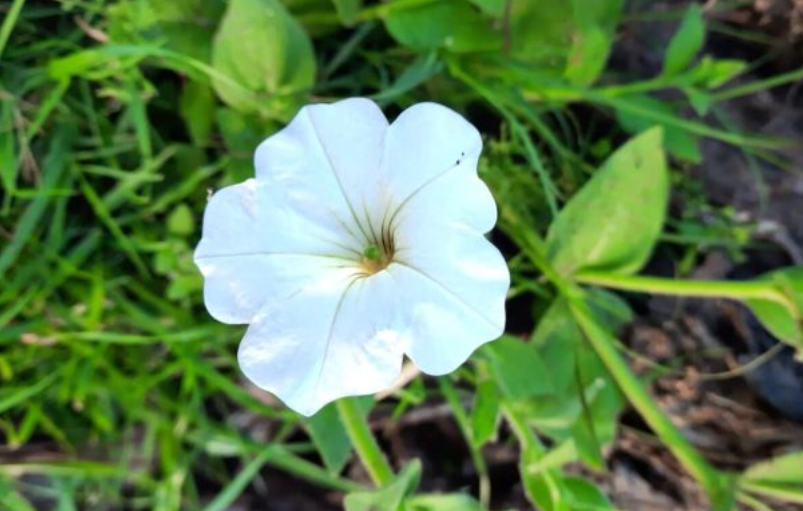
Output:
[
  {"xmin": 212, "ymin": 0, "xmax": 315, "ymax": 114},
  {"xmin": 547, "ymin": 128, "xmax": 669, "ymax": 276},
  {"xmin": 746, "ymin": 266, "xmax": 803, "ymax": 350},
  {"xmin": 384, "ymin": 1, "xmax": 501, "ymax": 53}
]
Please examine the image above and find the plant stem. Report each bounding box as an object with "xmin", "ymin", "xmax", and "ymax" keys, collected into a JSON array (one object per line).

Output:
[
  {"xmin": 575, "ymin": 270, "xmax": 795, "ymax": 311},
  {"xmin": 438, "ymin": 378, "xmax": 491, "ymax": 507},
  {"xmin": 499, "ymin": 209, "xmax": 734, "ymax": 510},
  {"xmin": 567, "ymin": 294, "xmax": 732, "ymax": 509},
  {"xmin": 336, "ymin": 398, "xmax": 394, "ymax": 487},
  {"xmin": 501, "ymin": 401, "xmax": 567, "ymax": 509},
  {"xmin": 711, "ymin": 66, "xmax": 803, "ymax": 102}
]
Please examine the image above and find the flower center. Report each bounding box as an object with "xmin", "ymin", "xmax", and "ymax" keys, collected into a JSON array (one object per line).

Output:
[{"xmin": 359, "ymin": 243, "xmax": 393, "ymax": 275}]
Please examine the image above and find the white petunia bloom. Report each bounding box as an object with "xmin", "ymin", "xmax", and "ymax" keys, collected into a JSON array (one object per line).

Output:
[{"xmin": 194, "ymin": 98, "xmax": 510, "ymax": 416}]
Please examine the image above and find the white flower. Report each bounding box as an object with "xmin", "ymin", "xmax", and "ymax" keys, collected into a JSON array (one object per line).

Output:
[{"xmin": 194, "ymin": 98, "xmax": 510, "ymax": 416}]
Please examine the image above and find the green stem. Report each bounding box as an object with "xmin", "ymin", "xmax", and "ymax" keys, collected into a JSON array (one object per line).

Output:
[
  {"xmin": 499, "ymin": 208, "xmax": 733, "ymax": 510},
  {"xmin": 711, "ymin": 66, "xmax": 803, "ymax": 103},
  {"xmin": 595, "ymin": 76, "xmax": 675, "ymax": 98},
  {"xmin": 438, "ymin": 378, "xmax": 491, "ymax": 507},
  {"xmin": 501, "ymin": 402, "xmax": 566, "ymax": 509},
  {"xmin": 567, "ymin": 295, "xmax": 731, "ymax": 509},
  {"xmin": 336, "ymin": 398, "xmax": 394, "ymax": 487},
  {"xmin": 587, "ymin": 93, "xmax": 787, "ymax": 150},
  {"xmin": 575, "ymin": 270, "xmax": 796, "ymax": 312}
]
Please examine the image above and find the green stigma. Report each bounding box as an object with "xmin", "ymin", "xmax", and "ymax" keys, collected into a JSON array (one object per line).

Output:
[{"xmin": 363, "ymin": 244, "xmax": 381, "ymax": 261}]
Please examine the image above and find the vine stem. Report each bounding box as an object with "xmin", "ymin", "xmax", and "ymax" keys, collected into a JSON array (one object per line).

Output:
[
  {"xmin": 566, "ymin": 293, "xmax": 733, "ymax": 509},
  {"xmin": 498, "ymin": 209, "xmax": 734, "ymax": 510},
  {"xmin": 575, "ymin": 270, "xmax": 795, "ymax": 310},
  {"xmin": 336, "ymin": 398, "xmax": 394, "ymax": 487}
]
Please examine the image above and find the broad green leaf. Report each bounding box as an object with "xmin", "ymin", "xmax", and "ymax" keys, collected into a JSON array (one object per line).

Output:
[
  {"xmin": 166, "ymin": 204, "xmax": 195, "ymax": 236},
  {"xmin": 533, "ymin": 289, "xmax": 632, "ymax": 393},
  {"xmin": 216, "ymin": 108, "xmax": 275, "ymax": 183},
  {"xmin": 546, "ymin": 127, "xmax": 669, "ymax": 276},
  {"xmin": 663, "ymin": 4, "xmax": 705, "ymax": 75},
  {"xmin": 683, "ymin": 87, "xmax": 713, "ymax": 116},
  {"xmin": 149, "ymin": 0, "xmax": 225, "ymax": 24},
  {"xmin": 565, "ymin": 0, "xmax": 624, "ymax": 86},
  {"xmin": 687, "ymin": 57, "xmax": 747, "ymax": 89},
  {"xmin": 563, "ymin": 477, "xmax": 615, "ymax": 510},
  {"xmin": 407, "ymin": 493, "xmax": 490, "ymax": 510},
  {"xmin": 306, "ymin": 406, "xmax": 353, "ymax": 475},
  {"xmin": 106, "ymin": 0, "xmax": 224, "ymax": 62},
  {"xmin": 509, "ymin": 0, "xmax": 572, "ymax": 71},
  {"xmin": 517, "ymin": 439, "xmax": 571, "ymax": 511},
  {"xmin": 305, "ymin": 398, "xmax": 373, "ymax": 474},
  {"xmin": 742, "ymin": 451, "xmax": 803, "ymax": 485},
  {"xmin": 470, "ymin": 377, "xmax": 500, "ymax": 448},
  {"xmin": 615, "ymin": 95, "xmax": 701, "ymax": 163},
  {"xmin": 344, "ymin": 460, "xmax": 421, "ymax": 511},
  {"xmin": 212, "ymin": 0, "xmax": 315, "ymax": 114},
  {"xmin": 372, "ymin": 52, "xmax": 443, "ymax": 103},
  {"xmin": 525, "ymin": 440, "xmax": 578, "ymax": 476},
  {"xmin": 484, "ymin": 336, "xmax": 553, "ymax": 400},
  {"xmin": 570, "ymin": 411, "xmax": 605, "ymax": 472},
  {"xmin": 466, "ymin": 0, "xmax": 506, "ymax": 17},
  {"xmin": 331, "ymin": 0, "xmax": 361, "ymax": 25},
  {"xmin": 532, "ymin": 290, "xmax": 629, "ymax": 469},
  {"xmin": 745, "ymin": 266, "xmax": 803, "ymax": 350},
  {"xmin": 384, "ymin": 1, "xmax": 501, "ymax": 53}
]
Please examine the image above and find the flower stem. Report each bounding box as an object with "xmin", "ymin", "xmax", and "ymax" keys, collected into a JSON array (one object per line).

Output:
[{"xmin": 336, "ymin": 398, "xmax": 394, "ymax": 487}]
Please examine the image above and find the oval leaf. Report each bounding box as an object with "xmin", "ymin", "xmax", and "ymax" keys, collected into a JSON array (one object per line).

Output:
[
  {"xmin": 384, "ymin": 1, "xmax": 501, "ymax": 53},
  {"xmin": 546, "ymin": 127, "xmax": 669, "ymax": 276},
  {"xmin": 212, "ymin": 0, "xmax": 315, "ymax": 114},
  {"xmin": 564, "ymin": 0, "xmax": 624, "ymax": 86},
  {"xmin": 663, "ymin": 4, "xmax": 705, "ymax": 75},
  {"xmin": 742, "ymin": 451, "xmax": 803, "ymax": 486},
  {"xmin": 484, "ymin": 336, "xmax": 553, "ymax": 400},
  {"xmin": 746, "ymin": 266, "xmax": 803, "ymax": 350}
]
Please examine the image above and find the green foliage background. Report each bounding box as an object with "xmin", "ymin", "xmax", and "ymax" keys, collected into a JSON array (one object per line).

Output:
[{"xmin": 1, "ymin": 0, "xmax": 802, "ymax": 510}]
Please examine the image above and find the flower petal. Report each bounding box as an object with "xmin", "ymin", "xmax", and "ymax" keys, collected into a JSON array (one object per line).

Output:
[
  {"xmin": 389, "ymin": 225, "xmax": 509, "ymax": 375},
  {"xmin": 388, "ymin": 155, "xmax": 497, "ymax": 236},
  {"xmin": 254, "ymin": 98, "xmax": 389, "ymax": 247},
  {"xmin": 194, "ymin": 179, "xmax": 358, "ymax": 324},
  {"xmin": 381, "ymin": 103, "xmax": 486, "ymax": 225},
  {"xmin": 238, "ymin": 270, "xmax": 407, "ymax": 416},
  {"xmin": 380, "ymin": 102, "xmax": 507, "ymax": 374}
]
